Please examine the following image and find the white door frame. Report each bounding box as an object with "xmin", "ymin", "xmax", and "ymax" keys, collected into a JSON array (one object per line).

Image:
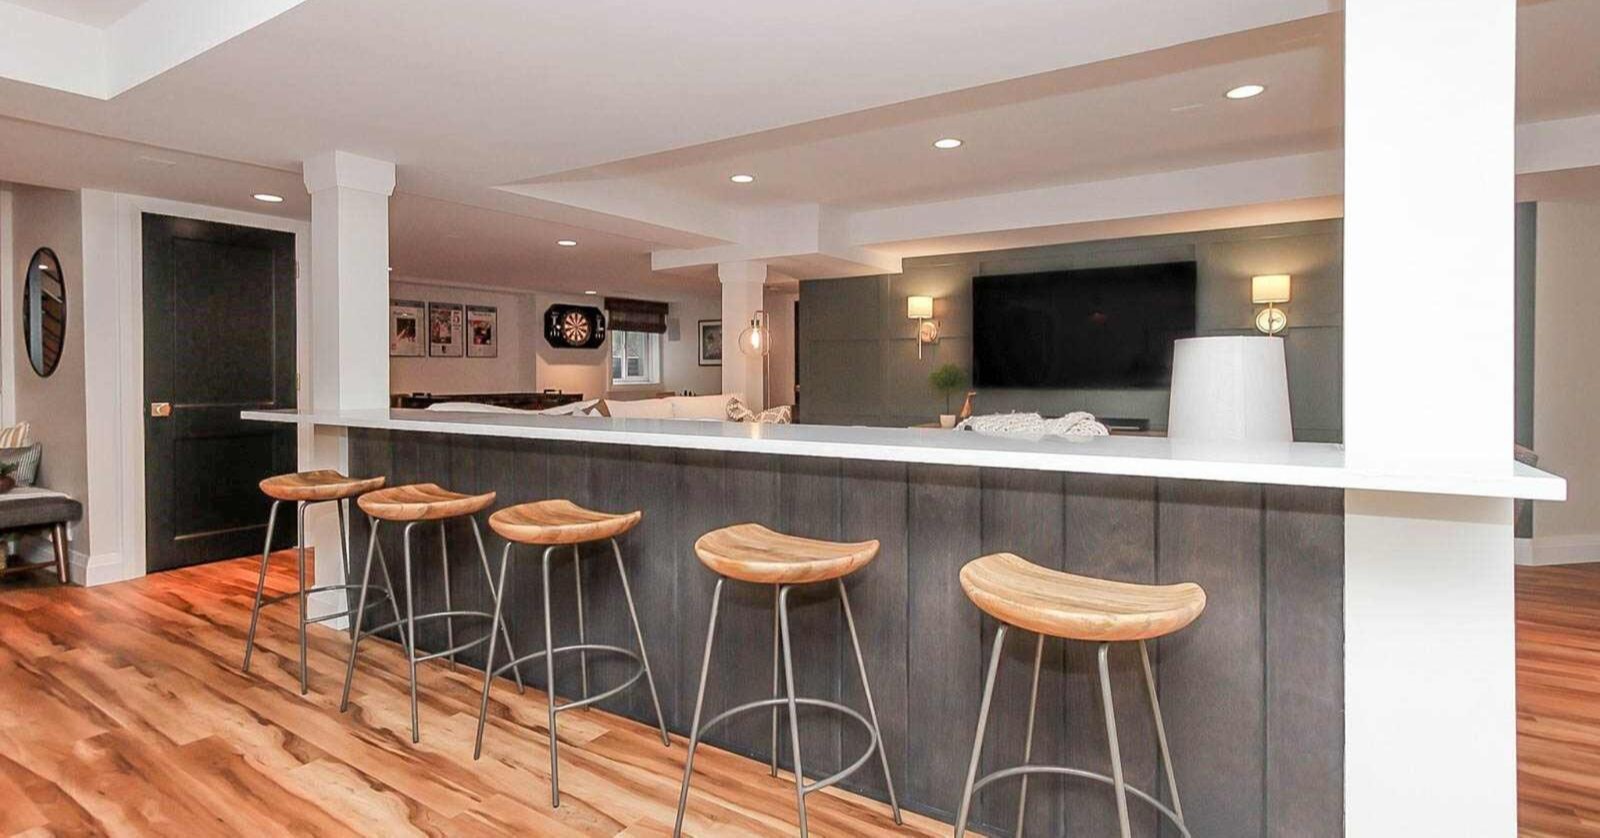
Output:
[{"xmin": 81, "ymin": 191, "xmax": 310, "ymax": 584}]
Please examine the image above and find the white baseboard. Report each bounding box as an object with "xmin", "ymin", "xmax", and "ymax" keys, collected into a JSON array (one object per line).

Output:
[
  {"xmin": 1517, "ymin": 534, "xmax": 1600, "ymax": 567},
  {"xmin": 71, "ymin": 550, "xmax": 136, "ymax": 586}
]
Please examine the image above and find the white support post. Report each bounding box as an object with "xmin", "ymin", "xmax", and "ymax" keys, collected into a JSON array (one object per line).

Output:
[
  {"xmin": 302, "ymin": 151, "xmax": 394, "ymax": 623},
  {"xmin": 1342, "ymin": 1, "xmax": 1517, "ymax": 834},
  {"xmin": 719, "ymin": 261, "xmax": 768, "ymax": 410}
]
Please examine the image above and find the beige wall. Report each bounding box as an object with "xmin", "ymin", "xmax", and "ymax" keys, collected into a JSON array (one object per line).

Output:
[
  {"xmin": 9, "ymin": 185, "xmax": 90, "ymax": 551},
  {"xmin": 1533, "ymin": 201, "xmax": 1600, "ymax": 543},
  {"xmin": 765, "ymin": 287, "xmax": 798, "ymax": 407},
  {"xmin": 389, "ymin": 279, "xmax": 538, "ymax": 395}
]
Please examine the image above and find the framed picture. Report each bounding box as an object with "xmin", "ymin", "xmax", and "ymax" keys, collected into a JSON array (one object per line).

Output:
[
  {"xmin": 428, "ymin": 301, "xmax": 464, "ymax": 357},
  {"xmin": 698, "ymin": 319, "xmax": 723, "ymax": 366},
  {"xmin": 466, "ymin": 305, "xmax": 498, "ymax": 358},
  {"xmin": 390, "ymin": 299, "xmax": 425, "ymax": 357}
]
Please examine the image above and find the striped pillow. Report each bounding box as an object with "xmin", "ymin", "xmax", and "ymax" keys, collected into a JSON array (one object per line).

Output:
[
  {"xmin": 0, "ymin": 443, "xmax": 41, "ymax": 486},
  {"xmin": 0, "ymin": 423, "xmax": 29, "ymax": 448}
]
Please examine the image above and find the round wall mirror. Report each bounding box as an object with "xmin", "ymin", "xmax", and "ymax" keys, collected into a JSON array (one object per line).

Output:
[{"xmin": 23, "ymin": 247, "xmax": 66, "ymax": 378}]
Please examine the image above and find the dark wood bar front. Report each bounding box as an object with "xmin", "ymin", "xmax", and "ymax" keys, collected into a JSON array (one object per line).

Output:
[{"xmin": 349, "ymin": 428, "xmax": 1344, "ymax": 837}]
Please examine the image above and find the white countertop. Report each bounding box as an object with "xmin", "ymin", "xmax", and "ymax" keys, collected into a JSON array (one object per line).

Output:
[{"xmin": 242, "ymin": 408, "xmax": 1566, "ymax": 501}]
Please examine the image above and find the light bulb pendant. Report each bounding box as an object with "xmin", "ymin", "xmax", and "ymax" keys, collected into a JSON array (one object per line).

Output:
[{"xmin": 737, "ymin": 310, "xmax": 772, "ymax": 357}]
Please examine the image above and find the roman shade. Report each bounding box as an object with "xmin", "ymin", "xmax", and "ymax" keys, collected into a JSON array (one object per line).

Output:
[{"xmin": 605, "ymin": 297, "xmax": 669, "ymax": 334}]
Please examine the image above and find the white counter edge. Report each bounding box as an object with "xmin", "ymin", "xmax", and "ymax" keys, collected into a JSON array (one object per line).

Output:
[{"xmin": 242, "ymin": 409, "xmax": 1567, "ymax": 502}]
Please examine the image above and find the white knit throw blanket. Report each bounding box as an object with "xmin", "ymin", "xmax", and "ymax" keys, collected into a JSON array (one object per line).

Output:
[{"xmin": 955, "ymin": 411, "xmax": 1110, "ymax": 438}]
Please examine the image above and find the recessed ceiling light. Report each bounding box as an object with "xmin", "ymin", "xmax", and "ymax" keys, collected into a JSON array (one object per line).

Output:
[
  {"xmin": 584, "ymin": 290, "xmax": 597, "ymax": 295},
  {"xmin": 932, "ymin": 137, "xmax": 964, "ymax": 149},
  {"xmin": 557, "ymin": 239, "xmax": 578, "ymax": 247},
  {"xmin": 253, "ymin": 193, "xmax": 284, "ymax": 203},
  {"xmin": 729, "ymin": 174, "xmax": 756, "ymax": 184},
  {"xmin": 387, "ymin": 266, "xmax": 394, "ymax": 272},
  {"xmin": 1225, "ymin": 84, "xmax": 1266, "ymax": 100}
]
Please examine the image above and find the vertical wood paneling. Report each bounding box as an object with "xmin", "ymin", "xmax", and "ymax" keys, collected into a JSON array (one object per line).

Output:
[
  {"xmin": 777, "ymin": 456, "xmax": 843, "ymax": 779},
  {"xmin": 837, "ymin": 460, "xmax": 909, "ymax": 803},
  {"xmin": 905, "ymin": 465, "xmax": 982, "ymax": 818},
  {"xmin": 1061, "ymin": 474, "xmax": 1160, "ymax": 836},
  {"xmin": 976, "ymin": 468, "xmax": 1065, "ymax": 833},
  {"xmin": 1264, "ymin": 486, "xmax": 1344, "ymax": 836},
  {"xmin": 359, "ymin": 431, "xmax": 1345, "ymax": 834},
  {"xmin": 1157, "ymin": 478, "xmax": 1265, "ymax": 838}
]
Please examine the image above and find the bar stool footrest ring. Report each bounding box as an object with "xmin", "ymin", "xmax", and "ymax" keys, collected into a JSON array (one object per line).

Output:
[
  {"xmin": 696, "ymin": 696, "xmax": 882, "ymax": 796},
  {"xmin": 492, "ymin": 643, "xmax": 646, "ymax": 712},
  {"xmin": 357, "ymin": 609, "xmax": 496, "ymax": 655},
  {"xmin": 971, "ymin": 764, "xmax": 1190, "ymax": 837},
  {"xmin": 262, "ymin": 583, "xmax": 395, "ymax": 609}
]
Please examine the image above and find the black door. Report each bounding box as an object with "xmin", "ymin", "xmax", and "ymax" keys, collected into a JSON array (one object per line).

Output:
[{"xmin": 143, "ymin": 214, "xmax": 297, "ymax": 572}]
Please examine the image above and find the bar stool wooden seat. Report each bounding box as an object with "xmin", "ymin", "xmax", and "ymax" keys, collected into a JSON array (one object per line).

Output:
[
  {"xmin": 954, "ymin": 552, "xmax": 1207, "ymax": 838},
  {"xmin": 244, "ymin": 470, "xmax": 390, "ymax": 695},
  {"xmin": 473, "ymin": 499, "xmax": 669, "ymax": 808},
  {"xmin": 674, "ymin": 523, "xmax": 902, "ymax": 837},
  {"xmin": 340, "ymin": 483, "xmax": 525, "ymax": 743}
]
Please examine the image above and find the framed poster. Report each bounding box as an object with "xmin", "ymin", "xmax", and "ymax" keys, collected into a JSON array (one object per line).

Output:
[
  {"xmin": 390, "ymin": 299, "xmax": 425, "ymax": 357},
  {"xmin": 698, "ymin": 319, "xmax": 722, "ymax": 366},
  {"xmin": 466, "ymin": 305, "xmax": 498, "ymax": 358},
  {"xmin": 428, "ymin": 301, "xmax": 465, "ymax": 357}
]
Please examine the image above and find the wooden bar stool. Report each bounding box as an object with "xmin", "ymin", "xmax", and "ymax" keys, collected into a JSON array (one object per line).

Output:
[
  {"xmin": 674, "ymin": 523, "xmax": 902, "ymax": 837},
  {"xmin": 953, "ymin": 552, "xmax": 1207, "ymax": 838},
  {"xmin": 339, "ymin": 483, "xmax": 525, "ymax": 743},
  {"xmin": 244, "ymin": 470, "xmax": 388, "ymax": 695},
  {"xmin": 473, "ymin": 499, "xmax": 670, "ymax": 808}
]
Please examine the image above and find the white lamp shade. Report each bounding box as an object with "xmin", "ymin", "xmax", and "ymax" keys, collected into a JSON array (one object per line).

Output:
[
  {"xmin": 1167, "ymin": 336, "xmax": 1292, "ymax": 443},
  {"xmin": 1251, "ymin": 274, "xmax": 1291, "ymax": 305},
  {"xmin": 906, "ymin": 295, "xmax": 934, "ymax": 319}
]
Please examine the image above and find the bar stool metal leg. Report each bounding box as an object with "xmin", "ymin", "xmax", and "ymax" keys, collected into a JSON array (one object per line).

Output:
[
  {"xmin": 609, "ymin": 537, "xmax": 670, "ymax": 746},
  {"xmin": 473, "ymin": 541, "xmax": 515, "ymax": 759},
  {"xmin": 573, "ymin": 544, "xmax": 589, "ymax": 703},
  {"xmin": 777, "ymin": 584, "xmax": 810, "ymax": 836},
  {"xmin": 296, "ymin": 502, "xmax": 312, "ymax": 694},
  {"xmin": 336, "ymin": 499, "xmax": 353, "ymax": 638},
  {"xmin": 242, "ymin": 500, "xmax": 282, "ymax": 672},
  {"xmin": 770, "ymin": 584, "xmax": 782, "ymax": 778},
  {"xmin": 955, "ymin": 623, "xmax": 1009, "ymax": 838},
  {"xmin": 339, "ymin": 521, "xmax": 382, "ymax": 712},
  {"xmin": 1098, "ymin": 642, "xmax": 1133, "ymax": 838},
  {"xmin": 674, "ymin": 577, "xmax": 725, "ymax": 837},
  {"xmin": 403, "ymin": 522, "xmax": 422, "ymax": 743},
  {"xmin": 1016, "ymin": 632, "xmax": 1046, "ymax": 835},
  {"xmin": 438, "ymin": 521, "xmax": 457, "ymax": 671},
  {"xmin": 541, "ymin": 545, "xmax": 562, "ymax": 807},
  {"xmin": 1142, "ymin": 639, "xmax": 1186, "ymax": 829},
  {"xmin": 837, "ymin": 578, "xmax": 902, "ymax": 824},
  {"xmin": 469, "ymin": 517, "xmax": 523, "ymax": 694}
]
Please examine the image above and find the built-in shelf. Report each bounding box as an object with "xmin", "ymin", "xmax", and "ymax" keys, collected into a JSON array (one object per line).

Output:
[{"xmin": 243, "ymin": 408, "xmax": 1566, "ymax": 501}]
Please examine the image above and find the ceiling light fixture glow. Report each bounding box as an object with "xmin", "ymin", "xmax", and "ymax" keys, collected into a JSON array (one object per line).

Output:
[
  {"xmin": 252, "ymin": 193, "xmax": 285, "ymax": 203},
  {"xmin": 729, "ymin": 174, "xmax": 756, "ymax": 184},
  {"xmin": 557, "ymin": 239, "xmax": 578, "ymax": 247},
  {"xmin": 1225, "ymin": 84, "xmax": 1266, "ymax": 100},
  {"xmin": 585, "ymin": 290, "xmax": 597, "ymax": 295},
  {"xmin": 932, "ymin": 137, "xmax": 963, "ymax": 149}
]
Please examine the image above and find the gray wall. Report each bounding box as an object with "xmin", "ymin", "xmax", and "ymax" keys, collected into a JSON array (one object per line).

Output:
[{"xmin": 799, "ymin": 220, "xmax": 1344, "ymax": 441}]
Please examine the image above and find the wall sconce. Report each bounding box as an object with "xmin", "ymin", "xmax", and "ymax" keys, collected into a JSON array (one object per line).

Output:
[
  {"xmin": 907, "ymin": 295, "xmax": 939, "ymax": 359},
  {"xmin": 1251, "ymin": 274, "xmax": 1291, "ymax": 336},
  {"xmin": 737, "ymin": 309, "xmax": 771, "ymax": 356}
]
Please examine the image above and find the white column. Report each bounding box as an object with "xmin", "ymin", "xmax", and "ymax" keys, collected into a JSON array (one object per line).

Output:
[
  {"xmin": 302, "ymin": 151, "xmax": 394, "ymax": 622},
  {"xmin": 1343, "ymin": 2, "xmax": 1517, "ymax": 834},
  {"xmin": 719, "ymin": 261, "xmax": 767, "ymax": 410}
]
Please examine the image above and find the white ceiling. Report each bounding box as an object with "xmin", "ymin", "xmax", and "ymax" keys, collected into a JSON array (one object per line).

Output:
[
  {"xmin": 0, "ymin": 0, "xmax": 1597, "ymax": 295},
  {"xmin": 6, "ymin": 0, "xmax": 144, "ymax": 26}
]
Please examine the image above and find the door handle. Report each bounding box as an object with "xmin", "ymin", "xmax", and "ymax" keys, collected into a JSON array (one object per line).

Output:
[{"xmin": 150, "ymin": 402, "xmax": 172, "ymax": 418}]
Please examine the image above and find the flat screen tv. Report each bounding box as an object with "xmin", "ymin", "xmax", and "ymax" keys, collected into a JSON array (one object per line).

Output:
[{"xmin": 972, "ymin": 262, "xmax": 1197, "ymax": 389}]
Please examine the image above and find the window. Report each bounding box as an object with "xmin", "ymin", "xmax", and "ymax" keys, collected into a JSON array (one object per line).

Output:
[{"xmin": 610, "ymin": 330, "xmax": 661, "ymax": 385}]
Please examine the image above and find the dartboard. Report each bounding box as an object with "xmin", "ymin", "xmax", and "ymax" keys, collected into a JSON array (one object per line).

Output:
[{"xmin": 544, "ymin": 304, "xmax": 607, "ymax": 349}]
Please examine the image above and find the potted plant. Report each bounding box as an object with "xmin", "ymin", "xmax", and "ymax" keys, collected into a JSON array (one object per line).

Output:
[{"xmin": 929, "ymin": 363, "xmax": 967, "ymax": 428}]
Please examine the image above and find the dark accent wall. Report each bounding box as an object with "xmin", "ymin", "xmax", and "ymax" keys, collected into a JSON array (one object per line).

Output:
[
  {"xmin": 799, "ymin": 220, "xmax": 1344, "ymax": 441},
  {"xmin": 350, "ymin": 429, "xmax": 1345, "ymax": 836}
]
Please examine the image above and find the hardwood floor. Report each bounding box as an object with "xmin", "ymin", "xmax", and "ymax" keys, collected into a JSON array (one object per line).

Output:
[
  {"xmin": 0, "ymin": 556, "xmax": 944, "ymax": 837},
  {"xmin": 1518, "ymin": 562, "xmax": 1600, "ymax": 837}
]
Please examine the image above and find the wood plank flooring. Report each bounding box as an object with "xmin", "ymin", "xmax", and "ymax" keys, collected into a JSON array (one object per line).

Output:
[
  {"xmin": 1518, "ymin": 562, "xmax": 1600, "ymax": 837},
  {"xmin": 0, "ymin": 556, "xmax": 942, "ymax": 837}
]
